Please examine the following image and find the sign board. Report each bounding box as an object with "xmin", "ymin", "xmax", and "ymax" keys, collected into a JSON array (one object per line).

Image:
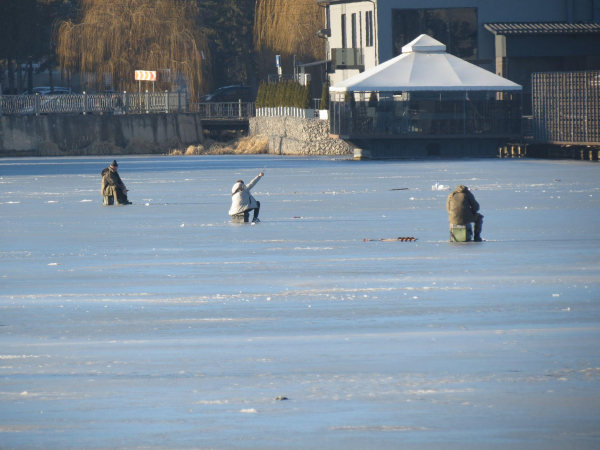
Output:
[{"xmin": 135, "ymin": 70, "xmax": 156, "ymax": 81}]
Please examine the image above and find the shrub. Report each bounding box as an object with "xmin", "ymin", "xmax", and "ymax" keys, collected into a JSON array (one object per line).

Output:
[
  {"xmin": 320, "ymin": 81, "xmax": 329, "ymax": 110},
  {"xmin": 255, "ymin": 82, "xmax": 266, "ymax": 108},
  {"xmin": 368, "ymin": 91, "xmax": 378, "ymax": 107}
]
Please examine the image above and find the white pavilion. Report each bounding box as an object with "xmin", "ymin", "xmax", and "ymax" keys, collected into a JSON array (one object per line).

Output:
[{"xmin": 328, "ymin": 34, "xmax": 523, "ymax": 156}]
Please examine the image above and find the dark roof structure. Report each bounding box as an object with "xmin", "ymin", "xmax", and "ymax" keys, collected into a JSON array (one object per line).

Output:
[{"xmin": 485, "ymin": 22, "xmax": 600, "ymax": 35}]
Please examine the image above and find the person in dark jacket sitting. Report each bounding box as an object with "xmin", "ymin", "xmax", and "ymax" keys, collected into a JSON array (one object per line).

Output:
[
  {"xmin": 446, "ymin": 185, "xmax": 483, "ymax": 241},
  {"xmin": 101, "ymin": 160, "xmax": 131, "ymax": 205}
]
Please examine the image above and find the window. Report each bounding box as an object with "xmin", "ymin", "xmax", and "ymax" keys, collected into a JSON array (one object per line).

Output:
[
  {"xmin": 351, "ymin": 13, "xmax": 357, "ymax": 48},
  {"xmin": 359, "ymin": 12, "xmax": 362, "ymax": 48},
  {"xmin": 365, "ymin": 11, "xmax": 373, "ymax": 47},
  {"xmin": 341, "ymin": 14, "xmax": 346, "ymax": 48},
  {"xmin": 392, "ymin": 8, "xmax": 477, "ymax": 59}
]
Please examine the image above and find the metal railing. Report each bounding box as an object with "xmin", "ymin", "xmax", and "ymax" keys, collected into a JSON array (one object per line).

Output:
[
  {"xmin": 268, "ymin": 74, "xmax": 296, "ymax": 83},
  {"xmin": 522, "ymin": 115, "xmax": 534, "ymax": 140},
  {"xmin": 0, "ymin": 91, "xmax": 188, "ymax": 116},
  {"xmin": 0, "ymin": 91, "xmax": 257, "ymax": 120},
  {"xmin": 256, "ymin": 107, "xmax": 315, "ymax": 119},
  {"xmin": 532, "ymin": 70, "xmax": 600, "ymax": 144},
  {"xmin": 188, "ymin": 101, "xmax": 255, "ymax": 119},
  {"xmin": 331, "ymin": 48, "xmax": 364, "ymax": 68}
]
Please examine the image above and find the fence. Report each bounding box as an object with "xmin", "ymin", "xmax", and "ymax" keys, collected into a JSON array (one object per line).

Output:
[
  {"xmin": 256, "ymin": 107, "xmax": 316, "ymax": 119},
  {"xmin": 522, "ymin": 115, "xmax": 534, "ymax": 140},
  {"xmin": 188, "ymin": 101, "xmax": 255, "ymax": 119},
  {"xmin": 532, "ymin": 71, "xmax": 600, "ymax": 144},
  {"xmin": 0, "ymin": 91, "xmax": 188, "ymax": 116}
]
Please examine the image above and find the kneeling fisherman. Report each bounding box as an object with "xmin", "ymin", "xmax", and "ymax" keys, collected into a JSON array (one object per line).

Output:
[{"xmin": 229, "ymin": 172, "xmax": 264, "ymax": 222}]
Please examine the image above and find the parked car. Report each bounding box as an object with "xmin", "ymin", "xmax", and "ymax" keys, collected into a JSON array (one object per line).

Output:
[
  {"xmin": 22, "ymin": 86, "xmax": 73, "ymax": 95},
  {"xmin": 204, "ymin": 85, "xmax": 254, "ymax": 103}
]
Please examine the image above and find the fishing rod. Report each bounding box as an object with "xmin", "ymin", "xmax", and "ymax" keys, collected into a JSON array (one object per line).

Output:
[{"xmin": 364, "ymin": 237, "xmax": 418, "ymax": 242}]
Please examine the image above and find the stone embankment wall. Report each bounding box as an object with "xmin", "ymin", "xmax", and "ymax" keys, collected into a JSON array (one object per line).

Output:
[
  {"xmin": 0, "ymin": 113, "xmax": 203, "ymax": 157},
  {"xmin": 249, "ymin": 116, "xmax": 352, "ymax": 156}
]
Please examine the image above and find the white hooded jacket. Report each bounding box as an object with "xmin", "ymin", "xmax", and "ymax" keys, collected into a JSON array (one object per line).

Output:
[{"xmin": 229, "ymin": 175, "xmax": 261, "ymax": 215}]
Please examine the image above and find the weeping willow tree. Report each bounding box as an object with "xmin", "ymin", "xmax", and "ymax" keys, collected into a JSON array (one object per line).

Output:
[
  {"xmin": 56, "ymin": 0, "xmax": 210, "ymax": 99},
  {"xmin": 254, "ymin": 0, "xmax": 324, "ymax": 80}
]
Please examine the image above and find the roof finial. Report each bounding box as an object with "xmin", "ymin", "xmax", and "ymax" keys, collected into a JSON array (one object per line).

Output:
[{"xmin": 402, "ymin": 34, "xmax": 447, "ymax": 53}]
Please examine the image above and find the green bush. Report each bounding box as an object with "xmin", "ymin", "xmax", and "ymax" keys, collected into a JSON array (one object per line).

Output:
[
  {"xmin": 368, "ymin": 91, "xmax": 378, "ymax": 107},
  {"xmin": 259, "ymin": 81, "xmax": 314, "ymax": 108},
  {"xmin": 303, "ymin": 81, "xmax": 312, "ymax": 109},
  {"xmin": 284, "ymin": 81, "xmax": 293, "ymax": 107},
  {"xmin": 255, "ymin": 82, "xmax": 266, "ymax": 108},
  {"xmin": 320, "ymin": 81, "xmax": 329, "ymax": 110},
  {"xmin": 293, "ymin": 83, "xmax": 302, "ymax": 108}
]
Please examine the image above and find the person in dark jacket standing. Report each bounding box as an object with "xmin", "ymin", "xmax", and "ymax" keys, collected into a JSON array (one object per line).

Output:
[
  {"xmin": 446, "ymin": 185, "xmax": 483, "ymax": 241},
  {"xmin": 101, "ymin": 160, "xmax": 131, "ymax": 205}
]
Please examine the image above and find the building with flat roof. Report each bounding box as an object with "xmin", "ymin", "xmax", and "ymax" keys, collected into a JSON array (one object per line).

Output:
[{"xmin": 317, "ymin": 0, "xmax": 600, "ymax": 113}]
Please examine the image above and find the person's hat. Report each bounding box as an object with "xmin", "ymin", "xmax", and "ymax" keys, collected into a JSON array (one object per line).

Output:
[
  {"xmin": 232, "ymin": 181, "xmax": 244, "ymax": 194},
  {"xmin": 111, "ymin": 160, "xmax": 118, "ymax": 167}
]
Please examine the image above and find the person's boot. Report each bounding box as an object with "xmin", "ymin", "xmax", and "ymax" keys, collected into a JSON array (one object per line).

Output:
[{"xmin": 474, "ymin": 233, "xmax": 482, "ymax": 242}]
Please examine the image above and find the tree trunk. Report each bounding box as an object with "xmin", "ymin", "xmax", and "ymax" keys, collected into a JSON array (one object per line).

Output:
[
  {"xmin": 8, "ymin": 59, "xmax": 15, "ymax": 94},
  {"xmin": 27, "ymin": 57, "xmax": 34, "ymax": 95},
  {"xmin": 17, "ymin": 58, "xmax": 24, "ymax": 94}
]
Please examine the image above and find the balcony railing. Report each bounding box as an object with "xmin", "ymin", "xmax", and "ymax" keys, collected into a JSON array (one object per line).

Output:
[{"xmin": 331, "ymin": 48, "xmax": 364, "ymax": 69}]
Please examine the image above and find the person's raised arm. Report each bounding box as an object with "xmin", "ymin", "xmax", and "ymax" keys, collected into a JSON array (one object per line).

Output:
[{"xmin": 246, "ymin": 173, "xmax": 263, "ymax": 191}]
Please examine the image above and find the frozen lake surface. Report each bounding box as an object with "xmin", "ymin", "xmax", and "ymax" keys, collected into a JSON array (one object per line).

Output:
[{"xmin": 1, "ymin": 155, "xmax": 599, "ymax": 449}]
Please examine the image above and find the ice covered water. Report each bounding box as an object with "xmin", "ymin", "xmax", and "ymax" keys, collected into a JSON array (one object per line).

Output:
[{"xmin": 1, "ymin": 155, "xmax": 599, "ymax": 449}]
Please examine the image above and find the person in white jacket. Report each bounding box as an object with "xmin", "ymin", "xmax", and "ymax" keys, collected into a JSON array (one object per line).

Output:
[{"xmin": 229, "ymin": 172, "xmax": 264, "ymax": 222}]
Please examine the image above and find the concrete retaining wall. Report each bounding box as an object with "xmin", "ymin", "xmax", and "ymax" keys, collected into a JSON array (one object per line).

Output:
[
  {"xmin": 0, "ymin": 113, "xmax": 203, "ymax": 157},
  {"xmin": 249, "ymin": 116, "xmax": 352, "ymax": 156}
]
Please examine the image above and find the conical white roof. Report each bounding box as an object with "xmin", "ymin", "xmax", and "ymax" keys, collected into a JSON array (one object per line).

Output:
[{"xmin": 330, "ymin": 34, "xmax": 522, "ymax": 92}]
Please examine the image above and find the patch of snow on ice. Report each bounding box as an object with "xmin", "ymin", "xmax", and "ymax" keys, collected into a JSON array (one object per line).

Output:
[{"xmin": 195, "ymin": 400, "xmax": 229, "ymax": 405}]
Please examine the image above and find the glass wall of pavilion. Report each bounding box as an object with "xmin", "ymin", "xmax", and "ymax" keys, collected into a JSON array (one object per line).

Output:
[{"xmin": 329, "ymin": 90, "xmax": 522, "ymax": 139}]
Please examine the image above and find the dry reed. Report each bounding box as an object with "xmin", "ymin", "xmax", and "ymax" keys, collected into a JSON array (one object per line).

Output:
[
  {"xmin": 56, "ymin": 0, "xmax": 210, "ymax": 100},
  {"xmin": 254, "ymin": 0, "xmax": 324, "ymax": 77},
  {"xmin": 172, "ymin": 135, "xmax": 268, "ymax": 156}
]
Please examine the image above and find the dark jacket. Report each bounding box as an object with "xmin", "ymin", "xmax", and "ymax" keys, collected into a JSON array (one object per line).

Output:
[
  {"xmin": 101, "ymin": 167, "xmax": 126, "ymax": 197},
  {"xmin": 446, "ymin": 185, "xmax": 480, "ymax": 225}
]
